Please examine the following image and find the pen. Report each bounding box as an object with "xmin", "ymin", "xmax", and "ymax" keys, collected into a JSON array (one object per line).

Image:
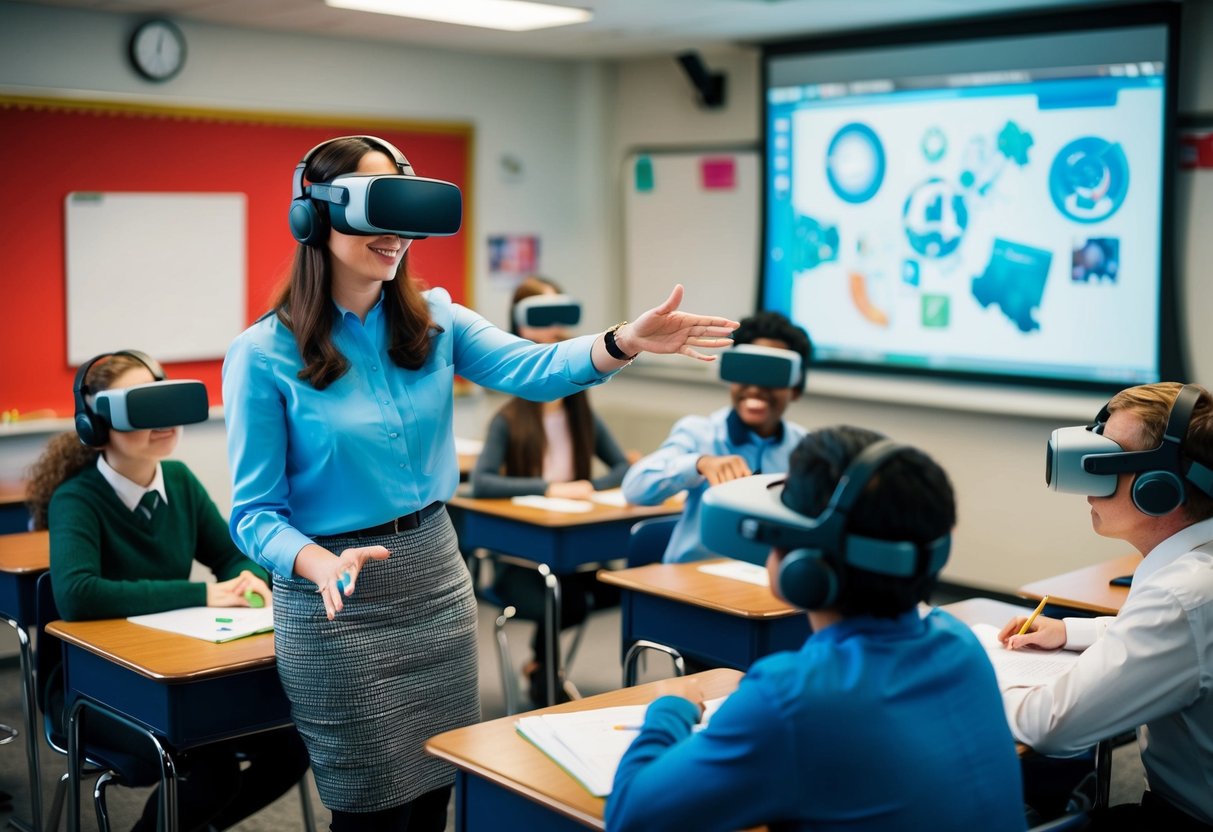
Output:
[
  {"xmin": 1017, "ymin": 595, "xmax": 1049, "ymax": 636},
  {"xmin": 613, "ymin": 724, "xmax": 642, "ymax": 731}
]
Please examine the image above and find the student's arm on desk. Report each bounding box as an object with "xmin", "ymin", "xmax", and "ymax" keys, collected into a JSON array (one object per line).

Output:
[
  {"xmin": 999, "ymin": 586, "xmax": 1198, "ymax": 755},
  {"xmin": 620, "ymin": 416, "xmax": 710, "ymax": 505},
  {"xmin": 590, "ymin": 412, "xmax": 631, "ymax": 491},
  {"xmin": 606, "ymin": 673, "xmax": 793, "ymax": 832},
  {"xmin": 468, "ymin": 413, "xmax": 548, "ymax": 498},
  {"xmin": 183, "ymin": 465, "xmax": 270, "ymax": 585}
]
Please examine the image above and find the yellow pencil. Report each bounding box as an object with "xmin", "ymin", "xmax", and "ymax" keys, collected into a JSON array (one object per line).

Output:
[{"xmin": 1017, "ymin": 595, "xmax": 1049, "ymax": 636}]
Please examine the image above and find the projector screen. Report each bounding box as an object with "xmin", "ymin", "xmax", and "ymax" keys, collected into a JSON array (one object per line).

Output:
[{"xmin": 761, "ymin": 6, "xmax": 1180, "ymax": 391}]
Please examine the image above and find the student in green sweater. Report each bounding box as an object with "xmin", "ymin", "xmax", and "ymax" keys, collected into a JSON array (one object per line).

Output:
[{"xmin": 26, "ymin": 349, "xmax": 310, "ymax": 832}]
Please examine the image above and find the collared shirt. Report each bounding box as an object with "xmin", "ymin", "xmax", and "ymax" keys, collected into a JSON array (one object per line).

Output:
[
  {"xmin": 96, "ymin": 454, "xmax": 168, "ymax": 513},
  {"xmin": 606, "ymin": 609, "xmax": 1026, "ymax": 832},
  {"xmin": 222, "ymin": 287, "xmax": 617, "ymax": 576},
  {"xmin": 1002, "ymin": 516, "xmax": 1213, "ymax": 824},
  {"xmin": 620, "ymin": 406, "xmax": 807, "ymax": 563}
]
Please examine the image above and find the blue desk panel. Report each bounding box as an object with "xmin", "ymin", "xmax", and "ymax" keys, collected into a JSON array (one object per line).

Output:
[{"xmin": 454, "ymin": 771, "xmax": 595, "ymax": 832}]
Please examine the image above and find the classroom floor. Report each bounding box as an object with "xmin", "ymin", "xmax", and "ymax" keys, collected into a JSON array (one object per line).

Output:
[{"xmin": 0, "ymin": 592, "xmax": 1146, "ymax": 832}]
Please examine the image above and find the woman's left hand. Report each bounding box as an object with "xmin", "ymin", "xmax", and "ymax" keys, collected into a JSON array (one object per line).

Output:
[{"xmin": 619, "ymin": 284, "xmax": 739, "ymax": 361}]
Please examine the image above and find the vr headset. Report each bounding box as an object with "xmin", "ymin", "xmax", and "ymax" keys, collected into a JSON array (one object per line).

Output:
[
  {"xmin": 1046, "ymin": 384, "xmax": 1213, "ymax": 515},
  {"xmin": 514, "ymin": 294, "xmax": 582, "ymax": 331},
  {"xmin": 719, "ymin": 344, "xmax": 802, "ymax": 389},
  {"xmin": 289, "ymin": 135, "xmax": 462, "ymax": 246},
  {"xmin": 74, "ymin": 350, "xmax": 209, "ymax": 448},
  {"xmin": 700, "ymin": 440, "xmax": 950, "ymax": 609}
]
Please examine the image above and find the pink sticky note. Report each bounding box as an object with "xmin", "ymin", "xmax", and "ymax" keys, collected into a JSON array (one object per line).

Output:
[{"xmin": 700, "ymin": 157, "xmax": 736, "ymax": 190}]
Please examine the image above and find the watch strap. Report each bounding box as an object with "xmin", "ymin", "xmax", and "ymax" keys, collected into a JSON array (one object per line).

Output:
[{"xmin": 605, "ymin": 322, "xmax": 637, "ymax": 361}]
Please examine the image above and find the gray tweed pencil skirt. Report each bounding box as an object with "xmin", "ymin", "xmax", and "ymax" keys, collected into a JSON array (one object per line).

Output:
[{"xmin": 271, "ymin": 506, "xmax": 480, "ymax": 812}]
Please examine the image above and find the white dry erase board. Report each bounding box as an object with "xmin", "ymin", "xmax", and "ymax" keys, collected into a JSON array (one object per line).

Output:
[
  {"xmin": 622, "ymin": 148, "xmax": 761, "ymax": 382},
  {"xmin": 65, "ymin": 192, "xmax": 246, "ymax": 364}
]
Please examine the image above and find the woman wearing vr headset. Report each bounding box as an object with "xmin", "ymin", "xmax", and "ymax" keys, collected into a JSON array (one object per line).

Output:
[
  {"xmin": 26, "ymin": 351, "xmax": 310, "ymax": 832},
  {"xmin": 222, "ymin": 135, "xmax": 737, "ymax": 831},
  {"xmin": 470, "ymin": 276, "xmax": 632, "ymax": 707}
]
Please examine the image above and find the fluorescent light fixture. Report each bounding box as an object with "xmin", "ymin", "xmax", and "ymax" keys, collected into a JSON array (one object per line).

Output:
[{"xmin": 324, "ymin": 0, "xmax": 593, "ymax": 31}]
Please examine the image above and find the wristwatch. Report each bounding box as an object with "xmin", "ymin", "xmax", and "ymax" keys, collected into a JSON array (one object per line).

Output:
[{"xmin": 604, "ymin": 321, "xmax": 638, "ymax": 361}]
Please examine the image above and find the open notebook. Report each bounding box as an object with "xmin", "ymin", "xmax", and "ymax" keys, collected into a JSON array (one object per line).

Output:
[
  {"xmin": 127, "ymin": 606, "xmax": 274, "ymax": 643},
  {"xmin": 516, "ymin": 696, "xmax": 727, "ymax": 797},
  {"xmin": 970, "ymin": 622, "xmax": 1080, "ymax": 688}
]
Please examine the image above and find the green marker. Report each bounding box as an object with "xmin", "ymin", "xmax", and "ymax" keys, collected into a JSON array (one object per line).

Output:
[
  {"xmin": 244, "ymin": 590, "xmax": 266, "ymax": 608},
  {"xmin": 215, "ymin": 617, "xmax": 234, "ymax": 623}
]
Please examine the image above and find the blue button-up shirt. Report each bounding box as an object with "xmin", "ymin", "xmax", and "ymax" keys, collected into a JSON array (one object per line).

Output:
[
  {"xmin": 222, "ymin": 287, "xmax": 615, "ymax": 576},
  {"xmin": 621, "ymin": 406, "xmax": 807, "ymax": 563}
]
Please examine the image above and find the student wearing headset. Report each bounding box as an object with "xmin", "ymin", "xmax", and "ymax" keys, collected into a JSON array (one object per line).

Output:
[
  {"xmin": 222, "ymin": 135, "xmax": 737, "ymax": 831},
  {"xmin": 470, "ymin": 275, "xmax": 632, "ymax": 707},
  {"xmin": 1000, "ymin": 382, "xmax": 1213, "ymax": 830},
  {"xmin": 606, "ymin": 426, "xmax": 1025, "ymax": 832},
  {"xmin": 25, "ymin": 350, "xmax": 309, "ymax": 832}
]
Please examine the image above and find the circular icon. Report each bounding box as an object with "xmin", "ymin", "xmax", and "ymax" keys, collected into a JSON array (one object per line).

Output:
[
  {"xmin": 921, "ymin": 127, "xmax": 947, "ymax": 163},
  {"xmin": 902, "ymin": 178, "xmax": 969, "ymax": 258},
  {"xmin": 1049, "ymin": 137, "xmax": 1129, "ymax": 223},
  {"xmin": 826, "ymin": 123, "xmax": 886, "ymax": 204}
]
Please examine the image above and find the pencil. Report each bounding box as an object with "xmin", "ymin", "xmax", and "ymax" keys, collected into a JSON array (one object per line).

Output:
[{"xmin": 1017, "ymin": 595, "xmax": 1049, "ymax": 636}]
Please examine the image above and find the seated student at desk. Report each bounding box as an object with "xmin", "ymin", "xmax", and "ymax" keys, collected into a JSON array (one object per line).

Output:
[
  {"xmin": 470, "ymin": 276, "xmax": 631, "ymax": 707},
  {"xmin": 621, "ymin": 311, "xmax": 812, "ymax": 563},
  {"xmin": 606, "ymin": 426, "xmax": 1025, "ymax": 832},
  {"xmin": 1000, "ymin": 382, "xmax": 1213, "ymax": 830},
  {"xmin": 25, "ymin": 350, "xmax": 309, "ymax": 832}
]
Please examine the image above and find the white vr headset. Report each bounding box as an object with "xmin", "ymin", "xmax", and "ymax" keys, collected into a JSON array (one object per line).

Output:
[
  {"xmin": 306, "ymin": 174, "xmax": 462, "ymax": 239},
  {"xmin": 719, "ymin": 344, "xmax": 802, "ymax": 389},
  {"xmin": 93, "ymin": 380, "xmax": 209, "ymax": 432},
  {"xmin": 514, "ymin": 294, "xmax": 582, "ymax": 330}
]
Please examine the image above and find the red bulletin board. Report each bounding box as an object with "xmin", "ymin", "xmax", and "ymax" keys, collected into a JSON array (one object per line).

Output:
[{"xmin": 0, "ymin": 96, "xmax": 473, "ymax": 416}]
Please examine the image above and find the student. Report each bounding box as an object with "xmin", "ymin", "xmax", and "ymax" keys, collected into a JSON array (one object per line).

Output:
[
  {"xmin": 221, "ymin": 135, "xmax": 737, "ymax": 831},
  {"xmin": 621, "ymin": 310, "xmax": 812, "ymax": 563},
  {"xmin": 606, "ymin": 426, "xmax": 1026, "ymax": 832},
  {"xmin": 999, "ymin": 381, "xmax": 1213, "ymax": 830},
  {"xmin": 470, "ymin": 276, "xmax": 630, "ymax": 706},
  {"xmin": 25, "ymin": 350, "xmax": 309, "ymax": 832}
]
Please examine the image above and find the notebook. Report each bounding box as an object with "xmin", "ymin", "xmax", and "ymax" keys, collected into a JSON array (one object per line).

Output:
[
  {"xmin": 515, "ymin": 696, "xmax": 727, "ymax": 797},
  {"xmin": 127, "ymin": 605, "xmax": 274, "ymax": 643},
  {"xmin": 970, "ymin": 622, "xmax": 1080, "ymax": 688}
]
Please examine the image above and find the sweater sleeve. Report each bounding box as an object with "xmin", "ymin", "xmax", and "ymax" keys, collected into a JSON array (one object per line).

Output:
[
  {"xmin": 469, "ymin": 413, "xmax": 549, "ymax": 498},
  {"xmin": 590, "ymin": 413, "xmax": 631, "ymax": 491},
  {"xmin": 178, "ymin": 464, "xmax": 269, "ymax": 583}
]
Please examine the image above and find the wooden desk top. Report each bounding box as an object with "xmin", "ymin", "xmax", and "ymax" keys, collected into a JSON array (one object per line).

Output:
[
  {"xmin": 1017, "ymin": 552, "xmax": 1139, "ymax": 616},
  {"xmin": 0, "ymin": 529, "xmax": 49, "ymax": 574},
  {"xmin": 597, "ymin": 559, "xmax": 803, "ymax": 620},
  {"xmin": 426, "ymin": 668, "xmax": 746, "ymax": 831},
  {"xmin": 447, "ymin": 494, "xmax": 682, "ymax": 529},
  {"xmin": 46, "ymin": 618, "xmax": 275, "ymax": 682},
  {"xmin": 0, "ymin": 480, "xmax": 27, "ymax": 507}
]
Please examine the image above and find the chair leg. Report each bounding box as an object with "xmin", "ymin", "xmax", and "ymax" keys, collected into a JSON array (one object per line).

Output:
[
  {"xmin": 93, "ymin": 770, "xmax": 117, "ymax": 832},
  {"xmin": 622, "ymin": 640, "xmax": 685, "ymax": 688},
  {"xmin": 1093, "ymin": 738, "xmax": 1113, "ymax": 810},
  {"xmin": 297, "ymin": 775, "xmax": 316, "ymax": 832},
  {"xmin": 494, "ymin": 605, "xmax": 521, "ymax": 715},
  {"xmin": 45, "ymin": 771, "xmax": 69, "ymax": 832}
]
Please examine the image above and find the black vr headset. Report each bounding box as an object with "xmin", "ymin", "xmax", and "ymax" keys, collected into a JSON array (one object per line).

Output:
[
  {"xmin": 1046, "ymin": 384, "xmax": 1213, "ymax": 516},
  {"xmin": 73, "ymin": 350, "xmax": 209, "ymax": 448},
  {"xmin": 700, "ymin": 439, "xmax": 951, "ymax": 609},
  {"xmin": 288, "ymin": 135, "xmax": 463, "ymax": 247},
  {"xmin": 513, "ymin": 294, "xmax": 582, "ymax": 331},
  {"xmin": 719, "ymin": 344, "xmax": 803, "ymax": 390}
]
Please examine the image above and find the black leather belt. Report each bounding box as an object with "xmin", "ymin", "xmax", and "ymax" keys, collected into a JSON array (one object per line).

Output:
[{"xmin": 341, "ymin": 501, "xmax": 444, "ymax": 539}]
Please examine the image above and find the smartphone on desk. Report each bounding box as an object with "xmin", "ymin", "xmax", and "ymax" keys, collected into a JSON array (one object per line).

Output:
[{"xmin": 1109, "ymin": 575, "xmax": 1133, "ymax": 588}]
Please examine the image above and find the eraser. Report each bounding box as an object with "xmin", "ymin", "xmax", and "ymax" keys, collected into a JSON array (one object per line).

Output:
[{"xmin": 244, "ymin": 589, "xmax": 266, "ymax": 608}]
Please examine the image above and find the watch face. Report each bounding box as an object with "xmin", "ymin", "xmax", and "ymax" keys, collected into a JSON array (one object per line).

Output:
[{"xmin": 130, "ymin": 20, "xmax": 185, "ymax": 82}]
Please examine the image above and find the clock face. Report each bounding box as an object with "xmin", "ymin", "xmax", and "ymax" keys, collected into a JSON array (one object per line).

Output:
[{"xmin": 130, "ymin": 20, "xmax": 186, "ymax": 82}]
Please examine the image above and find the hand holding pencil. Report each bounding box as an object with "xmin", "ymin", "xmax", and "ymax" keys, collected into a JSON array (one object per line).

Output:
[{"xmin": 998, "ymin": 595, "xmax": 1067, "ymax": 651}]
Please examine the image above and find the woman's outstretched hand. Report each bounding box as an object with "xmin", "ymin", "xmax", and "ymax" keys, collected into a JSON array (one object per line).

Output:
[{"xmin": 619, "ymin": 284, "xmax": 739, "ymax": 361}]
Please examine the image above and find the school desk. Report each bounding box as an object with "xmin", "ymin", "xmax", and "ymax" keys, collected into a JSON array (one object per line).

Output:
[
  {"xmin": 45, "ymin": 619, "xmax": 292, "ymax": 832},
  {"xmin": 0, "ymin": 529, "xmax": 49, "ymax": 832},
  {"xmin": 596, "ymin": 559, "xmax": 810, "ymax": 685},
  {"xmin": 0, "ymin": 479, "xmax": 29, "ymax": 534},
  {"xmin": 446, "ymin": 495, "xmax": 682, "ymax": 707},
  {"xmin": 1018, "ymin": 552, "xmax": 1140, "ymax": 616},
  {"xmin": 425, "ymin": 667, "xmax": 766, "ymax": 832}
]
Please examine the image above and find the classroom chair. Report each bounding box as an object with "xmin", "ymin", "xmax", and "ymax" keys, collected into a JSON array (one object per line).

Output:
[{"xmin": 620, "ymin": 516, "xmax": 687, "ymax": 687}]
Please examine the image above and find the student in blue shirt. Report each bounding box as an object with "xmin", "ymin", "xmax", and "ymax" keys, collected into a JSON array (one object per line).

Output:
[
  {"xmin": 222, "ymin": 135, "xmax": 737, "ymax": 832},
  {"xmin": 607, "ymin": 426, "xmax": 1026, "ymax": 832},
  {"xmin": 621, "ymin": 310, "xmax": 812, "ymax": 562}
]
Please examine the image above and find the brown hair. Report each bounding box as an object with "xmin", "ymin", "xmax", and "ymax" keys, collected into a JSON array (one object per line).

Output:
[
  {"xmin": 272, "ymin": 136, "xmax": 440, "ymax": 390},
  {"xmin": 25, "ymin": 353, "xmax": 148, "ymax": 530},
  {"xmin": 499, "ymin": 276, "xmax": 595, "ymax": 479},
  {"xmin": 1107, "ymin": 381, "xmax": 1213, "ymax": 520}
]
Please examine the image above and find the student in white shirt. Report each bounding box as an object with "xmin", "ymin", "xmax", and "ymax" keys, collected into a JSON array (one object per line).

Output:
[{"xmin": 999, "ymin": 382, "xmax": 1213, "ymax": 830}]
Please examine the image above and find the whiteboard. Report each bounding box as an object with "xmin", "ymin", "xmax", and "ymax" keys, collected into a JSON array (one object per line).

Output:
[
  {"xmin": 65, "ymin": 192, "xmax": 246, "ymax": 364},
  {"xmin": 622, "ymin": 148, "xmax": 760, "ymax": 381}
]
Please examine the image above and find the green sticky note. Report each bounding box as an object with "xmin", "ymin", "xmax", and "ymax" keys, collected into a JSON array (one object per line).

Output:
[
  {"xmin": 921, "ymin": 294, "xmax": 950, "ymax": 328},
  {"xmin": 245, "ymin": 590, "xmax": 266, "ymax": 608},
  {"xmin": 634, "ymin": 155, "xmax": 654, "ymax": 193}
]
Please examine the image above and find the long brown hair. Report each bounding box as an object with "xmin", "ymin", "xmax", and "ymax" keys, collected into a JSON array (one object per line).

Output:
[
  {"xmin": 25, "ymin": 353, "xmax": 147, "ymax": 530},
  {"xmin": 273, "ymin": 136, "xmax": 440, "ymax": 390},
  {"xmin": 499, "ymin": 276, "xmax": 595, "ymax": 479}
]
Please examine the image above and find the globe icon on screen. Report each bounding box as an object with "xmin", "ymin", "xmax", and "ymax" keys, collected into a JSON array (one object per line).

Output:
[
  {"xmin": 902, "ymin": 177, "xmax": 969, "ymax": 258},
  {"xmin": 826, "ymin": 122, "xmax": 886, "ymax": 204},
  {"xmin": 1049, "ymin": 136, "xmax": 1129, "ymax": 224}
]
